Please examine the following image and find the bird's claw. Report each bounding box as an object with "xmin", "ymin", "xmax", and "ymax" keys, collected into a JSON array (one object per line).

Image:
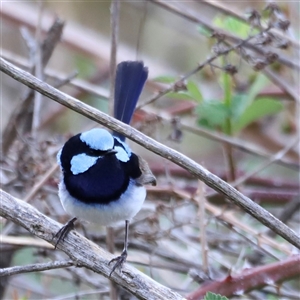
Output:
[
  {"xmin": 108, "ymin": 249, "xmax": 127, "ymax": 277},
  {"xmin": 53, "ymin": 217, "xmax": 77, "ymax": 249}
]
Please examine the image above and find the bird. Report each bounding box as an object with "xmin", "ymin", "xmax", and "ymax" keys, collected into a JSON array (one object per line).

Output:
[{"xmin": 55, "ymin": 61, "xmax": 156, "ymax": 276}]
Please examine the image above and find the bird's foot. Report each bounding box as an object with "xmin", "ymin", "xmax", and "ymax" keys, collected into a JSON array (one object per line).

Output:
[
  {"xmin": 108, "ymin": 249, "xmax": 127, "ymax": 276},
  {"xmin": 53, "ymin": 217, "xmax": 77, "ymax": 249}
]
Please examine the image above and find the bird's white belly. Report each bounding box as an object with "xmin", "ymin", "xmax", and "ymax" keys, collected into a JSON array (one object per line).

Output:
[{"xmin": 58, "ymin": 180, "xmax": 146, "ymax": 226}]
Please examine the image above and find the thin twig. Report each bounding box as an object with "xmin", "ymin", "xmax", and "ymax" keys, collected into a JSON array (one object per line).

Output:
[
  {"xmin": 0, "ymin": 260, "xmax": 74, "ymax": 277},
  {"xmin": 49, "ymin": 289, "xmax": 109, "ymax": 300},
  {"xmin": 108, "ymin": 1, "xmax": 121, "ymax": 298},
  {"xmin": 32, "ymin": 1, "xmax": 44, "ymax": 139},
  {"xmin": 40, "ymin": 18, "xmax": 65, "ymax": 67},
  {"xmin": 200, "ymin": 0, "xmax": 300, "ymax": 49},
  {"xmin": 148, "ymin": 109, "xmax": 299, "ymax": 170},
  {"xmin": 1, "ymin": 17, "xmax": 65, "ymax": 155},
  {"xmin": 232, "ymin": 137, "xmax": 299, "ymax": 187},
  {"xmin": 197, "ymin": 181, "xmax": 208, "ymax": 273},
  {"xmin": 109, "ymin": 0, "xmax": 120, "ymax": 115},
  {"xmin": 0, "ymin": 236, "xmax": 53, "ymax": 248},
  {"xmin": 148, "ymin": 0, "xmax": 300, "ymax": 71},
  {"xmin": 207, "ymin": 137, "xmax": 300, "ymax": 198},
  {"xmin": 2, "ymin": 163, "xmax": 59, "ymax": 236},
  {"xmin": 169, "ymin": 188, "xmax": 293, "ymax": 256},
  {"xmin": 1, "ymin": 49, "xmax": 108, "ymax": 98}
]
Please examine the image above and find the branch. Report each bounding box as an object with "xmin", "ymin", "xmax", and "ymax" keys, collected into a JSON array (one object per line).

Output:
[
  {"xmin": 187, "ymin": 254, "xmax": 300, "ymax": 299},
  {"xmin": 147, "ymin": 0, "xmax": 299, "ymax": 102},
  {"xmin": 168, "ymin": 187, "xmax": 293, "ymax": 256},
  {"xmin": 109, "ymin": 1, "xmax": 121, "ymax": 298},
  {"xmin": 0, "ymin": 260, "xmax": 74, "ymax": 277},
  {"xmin": 0, "ymin": 189, "xmax": 184, "ymax": 300},
  {"xmin": 1, "ymin": 57, "xmax": 300, "ymax": 250},
  {"xmin": 200, "ymin": 0, "xmax": 300, "ymax": 49},
  {"xmin": 148, "ymin": 0, "xmax": 300, "ymax": 71}
]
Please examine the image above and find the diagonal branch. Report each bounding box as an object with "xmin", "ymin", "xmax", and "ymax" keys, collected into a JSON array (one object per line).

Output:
[
  {"xmin": 0, "ymin": 57, "xmax": 300, "ymax": 250},
  {"xmin": 0, "ymin": 189, "xmax": 184, "ymax": 300}
]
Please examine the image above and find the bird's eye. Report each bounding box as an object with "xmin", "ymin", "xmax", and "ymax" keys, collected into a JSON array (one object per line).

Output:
[{"xmin": 88, "ymin": 149, "xmax": 99, "ymax": 156}]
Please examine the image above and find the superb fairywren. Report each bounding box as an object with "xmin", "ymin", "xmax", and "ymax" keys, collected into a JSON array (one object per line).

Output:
[{"xmin": 55, "ymin": 61, "xmax": 156, "ymax": 275}]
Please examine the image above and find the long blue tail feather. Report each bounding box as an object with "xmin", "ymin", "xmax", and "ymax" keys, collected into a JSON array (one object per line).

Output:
[{"xmin": 113, "ymin": 61, "xmax": 148, "ymax": 141}]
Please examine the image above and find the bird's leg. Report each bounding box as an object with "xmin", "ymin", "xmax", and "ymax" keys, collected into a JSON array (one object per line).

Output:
[
  {"xmin": 109, "ymin": 220, "xmax": 129, "ymax": 276},
  {"xmin": 54, "ymin": 217, "xmax": 77, "ymax": 249}
]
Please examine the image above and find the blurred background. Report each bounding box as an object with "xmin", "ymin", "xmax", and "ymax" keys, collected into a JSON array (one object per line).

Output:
[{"xmin": 1, "ymin": 0, "xmax": 299, "ymax": 299}]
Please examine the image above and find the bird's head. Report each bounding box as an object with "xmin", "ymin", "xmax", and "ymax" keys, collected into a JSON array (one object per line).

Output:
[{"xmin": 58, "ymin": 128, "xmax": 131, "ymax": 176}]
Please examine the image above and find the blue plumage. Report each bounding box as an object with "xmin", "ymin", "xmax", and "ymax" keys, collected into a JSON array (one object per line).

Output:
[
  {"xmin": 80, "ymin": 128, "xmax": 114, "ymax": 151},
  {"xmin": 56, "ymin": 61, "xmax": 155, "ymax": 276},
  {"xmin": 113, "ymin": 61, "xmax": 148, "ymax": 141},
  {"xmin": 70, "ymin": 153, "xmax": 98, "ymax": 175}
]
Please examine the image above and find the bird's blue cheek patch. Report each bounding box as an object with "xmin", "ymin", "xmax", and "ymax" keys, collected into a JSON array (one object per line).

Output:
[
  {"xmin": 115, "ymin": 146, "xmax": 129, "ymax": 162},
  {"xmin": 115, "ymin": 137, "xmax": 132, "ymax": 156},
  {"xmin": 70, "ymin": 153, "xmax": 99, "ymax": 175}
]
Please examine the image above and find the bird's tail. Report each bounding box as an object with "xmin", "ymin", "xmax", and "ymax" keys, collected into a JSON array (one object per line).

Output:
[{"xmin": 113, "ymin": 61, "xmax": 148, "ymax": 141}]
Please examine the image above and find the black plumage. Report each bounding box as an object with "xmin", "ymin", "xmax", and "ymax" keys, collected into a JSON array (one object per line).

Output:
[{"xmin": 55, "ymin": 61, "xmax": 155, "ymax": 277}]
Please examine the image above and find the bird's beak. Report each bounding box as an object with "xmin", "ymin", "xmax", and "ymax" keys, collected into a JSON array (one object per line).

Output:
[{"xmin": 105, "ymin": 149, "xmax": 118, "ymax": 156}]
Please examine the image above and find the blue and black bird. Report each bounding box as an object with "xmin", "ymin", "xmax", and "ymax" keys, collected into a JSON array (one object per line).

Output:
[{"xmin": 55, "ymin": 61, "xmax": 156, "ymax": 275}]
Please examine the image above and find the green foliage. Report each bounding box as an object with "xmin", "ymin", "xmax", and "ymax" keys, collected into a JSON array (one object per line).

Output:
[
  {"xmin": 196, "ymin": 100, "xmax": 228, "ymax": 130},
  {"xmin": 162, "ymin": 71, "xmax": 283, "ymax": 135},
  {"xmin": 199, "ymin": 14, "xmax": 255, "ymax": 39},
  {"xmin": 187, "ymin": 80, "xmax": 203, "ymax": 102},
  {"xmin": 166, "ymin": 91, "xmax": 195, "ymax": 100},
  {"xmin": 233, "ymin": 97, "xmax": 283, "ymax": 132},
  {"xmin": 198, "ymin": 72, "xmax": 283, "ymax": 134},
  {"xmin": 74, "ymin": 54, "xmax": 97, "ymax": 79},
  {"xmin": 197, "ymin": 25, "xmax": 212, "ymax": 37},
  {"xmin": 204, "ymin": 292, "xmax": 229, "ymax": 300},
  {"xmin": 247, "ymin": 73, "xmax": 270, "ymax": 103},
  {"xmin": 153, "ymin": 75, "xmax": 177, "ymax": 83},
  {"xmin": 163, "ymin": 80, "xmax": 204, "ymax": 101},
  {"xmin": 213, "ymin": 15, "xmax": 253, "ymax": 38},
  {"xmin": 266, "ymin": 294, "xmax": 280, "ymax": 300}
]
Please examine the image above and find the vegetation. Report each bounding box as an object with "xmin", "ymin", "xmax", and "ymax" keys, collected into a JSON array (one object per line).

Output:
[{"xmin": 1, "ymin": 1, "xmax": 299, "ymax": 299}]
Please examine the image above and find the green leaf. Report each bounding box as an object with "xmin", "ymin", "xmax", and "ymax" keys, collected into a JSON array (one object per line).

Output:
[
  {"xmin": 230, "ymin": 94, "xmax": 249, "ymax": 120},
  {"xmin": 247, "ymin": 73, "xmax": 269, "ymax": 104},
  {"xmin": 196, "ymin": 101, "xmax": 229, "ymax": 130},
  {"xmin": 166, "ymin": 91, "xmax": 195, "ymax": 100},
  {"xmin": 233, "ymin": 97, "xmax": 283, "ymax": 132},
  {"xmin": 153, "ymin": 75, "xmax": 177, "ymax": 84},
  {"xmin": 187, "ymin": 81, "xmax": 203, "ymax": 102},
  {"xmin": 229, "ymin": 74, "xmax": 270, "ymax": 121},
  {"xmin": 74, "ymin": 54, "xmax": 97, "ymax": 79},
  {"xmin": 197, "ymin": 25, "xmax": 212, "ymax": 37},
  {"xmin": 213, "ymin": 15, "xmax": 252, "ymax": 38},
  {"xmin": 204, "ymin": 291, "xmax": 229, "ymax": 300},
  {"xmin": 223, "ymin": 72, "xmax": 232, "ymax": 107}
]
